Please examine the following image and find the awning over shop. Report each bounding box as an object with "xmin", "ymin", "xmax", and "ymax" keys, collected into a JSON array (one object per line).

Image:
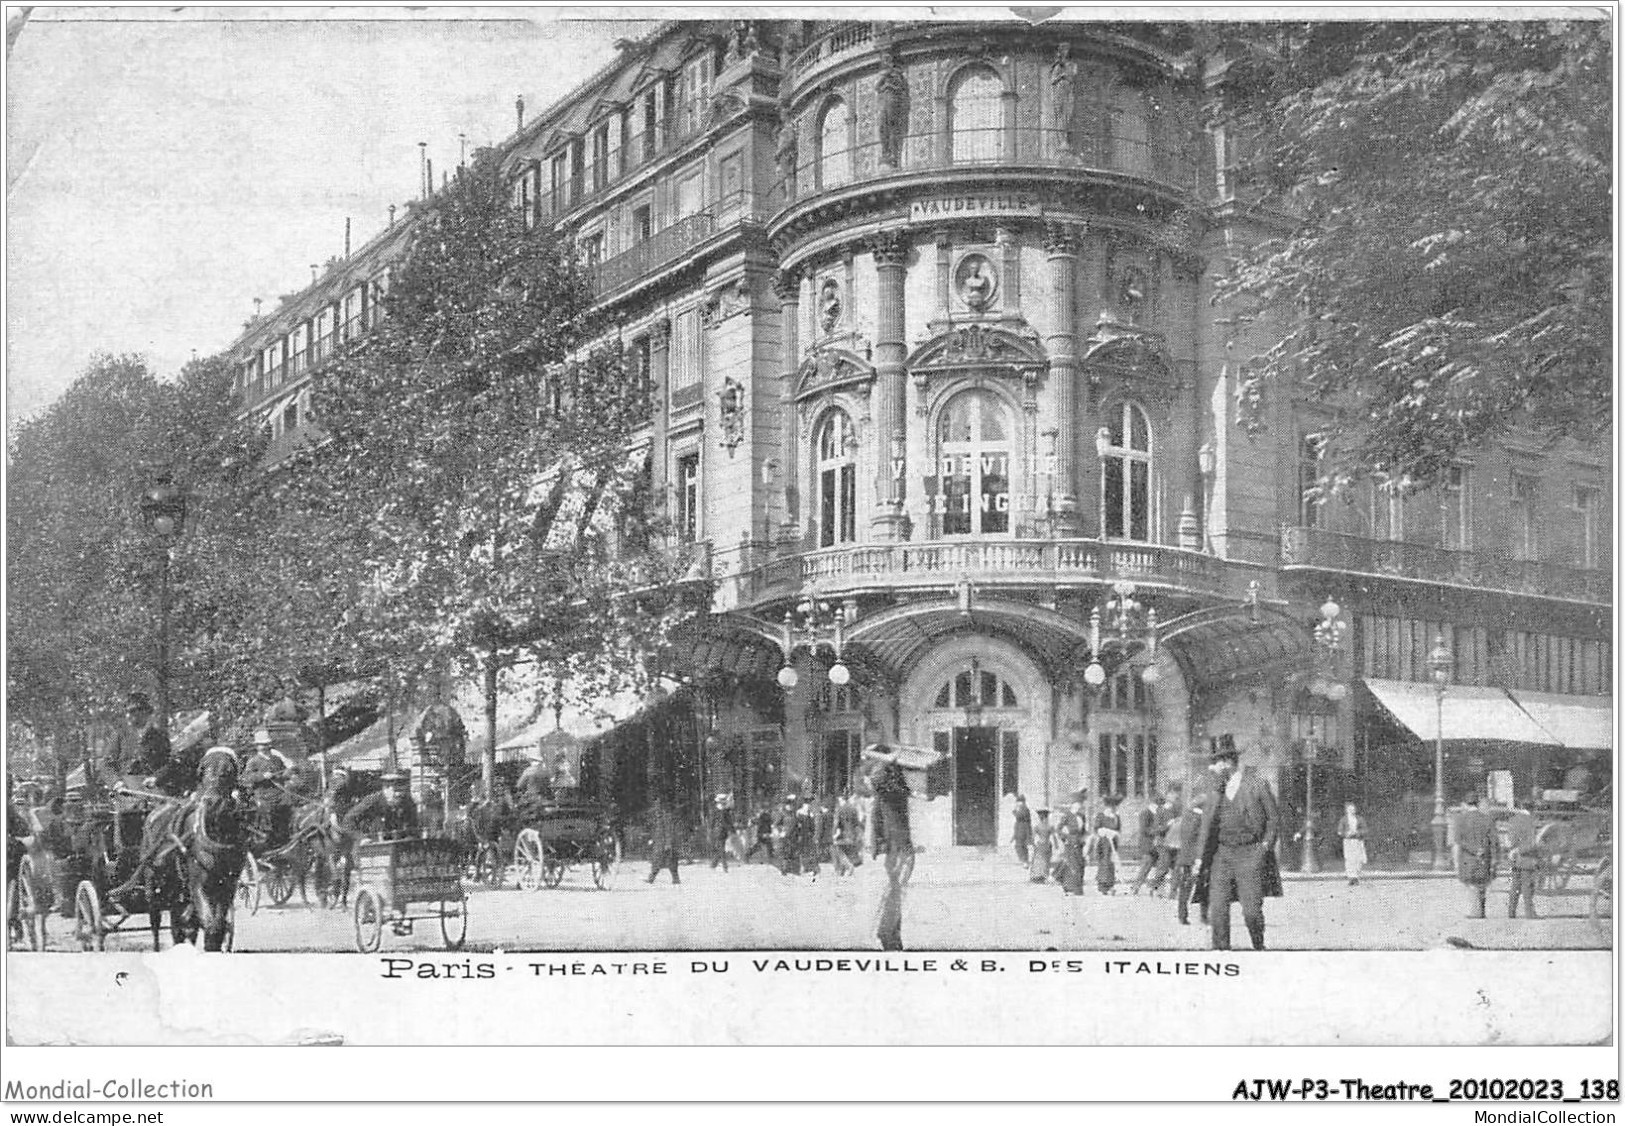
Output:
[
  {"xmin": 1507, "ymin": 690, "xmax": 1613, "ymax": 751},
  {"xmin": 1364, "ymin": 679, "xmax": 1560, "ymax": 745}
]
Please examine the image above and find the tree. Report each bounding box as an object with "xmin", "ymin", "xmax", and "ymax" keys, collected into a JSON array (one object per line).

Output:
[
  {"xmin": 6, "ymin": 352, "xmax": 260, "ymax": 763},
  {"xmin": 1212, "ymin": 19, "xmax": 1610, "ymax": 491},
  {"xmin": 285, "ymin": 149, "xmax": 693, "ymax": 795}
]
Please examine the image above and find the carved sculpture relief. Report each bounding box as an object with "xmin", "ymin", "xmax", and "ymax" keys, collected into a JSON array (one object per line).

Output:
[
  {"xmin": 876, "ymin": 45, "xmax": 910, "ymax": 169},
  {"xmin": 1050, "ymin": 43, "xmax": 1078, "ymax": 152},
  {"xmin": 955, "ymin": 253, "xmax": 997, "ymax": 312},
  {"xmin": 719, "ymin": 376, "xmax": 747, "ymax": 456},
  {"xmin": 818, "ymin": 276, "xmax": 843, "ymax": 334}
]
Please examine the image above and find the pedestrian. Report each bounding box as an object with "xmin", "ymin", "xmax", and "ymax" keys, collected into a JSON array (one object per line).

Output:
[
  {"xmin": 1028, "ymin": 808, "xmax": 1053, "ymax": 883},
  {"xmin": 862, "ymin": 745, "xmax": 914, "ymax": 951},
  {"xmin": 1134, "ymin": 792, "xmax": 1175, "ymax": 895},
  {"xmin": 745, "ymin": 805, "xmax": 775, "ymax": 864},
  {"xmin": 1504, "ymin": 808, "xmax": 1541, "ymax": 919},
  {"xmin": 816, "ymin": 795, "xmax": 836, "ymax": 869},
  {"xmin": 1056, "ymin": 793, "xmax": 1088, "ymax": 896},
  {"xmin": 1012, "ymin": 794, "xmax": 1033, "ymax": 865},
  {"xmin": 645, "ymin": 795, "xmax": 681, "ymax": 885},
  {"xmin": 833, "ymin": 793, "xmax": 864, "ymax": 876},
  {"xmin": 797, "ymin": 797, "xmax": 821, "ymax": 878},
  {"xmin": 774, "ymin": 795, "xmax": 802, "ymax": 876},
  {"xmin": 1451, "ymin": 792, "xmax": 1497, "ymax": 919},
  {"xmin": 1191, "ymin": 738, "xmax": 1283, "ymax": 951},
  {"xmin": 1335, "ymin": 801, "xmax": 1368, "ymax": 886},
  {"xmin": 1170, "ymin": 789, "xmax": 1208, "ymax": 925},
  {"xmin": 343, "ymin": 771, "xmax": 421, "ymax": 842},
  {"xmin": 1093, "ymin": 795, "xmax": 1123, "ymax": 894},
  {"xmin": 709, "ymin": 793, "xmax": 735, "ymax": 872}
]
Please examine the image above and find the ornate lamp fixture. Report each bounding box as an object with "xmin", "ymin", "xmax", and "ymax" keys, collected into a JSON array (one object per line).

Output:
[
  {"xmin": 1083, "ymin": 580, "xmax": 1158, "ymax": 689},
  {"xmin": 776, "ymin": 599, "xmax": 850, "ymax": 691}
]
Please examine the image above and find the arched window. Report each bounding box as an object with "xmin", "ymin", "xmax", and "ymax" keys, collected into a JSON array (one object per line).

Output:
[
  {"xmin": 949, "ymin": 67, "xmax": 1003, "ymax": 163},
  {"xmin": 936, "ymin": 389, "xmax": 1011, "ymax": 536},
  {"xmin": 816, "ymin": 410, "xmax": 857, "ymax": 547},
  {"xmin": 932, "ymin": 666, "xmax": 1020, "ymax": 710},
  {"xmin": 817, "ymin": 98, "xmax": 849, "ymax": 187},
  {"xmin": 1111, "ymin": 86, "xmax": 1150, "ymax": 175},
  {"xmin": 1100, "ymin": 401, "xmax": 1152, "ymax": 541}
]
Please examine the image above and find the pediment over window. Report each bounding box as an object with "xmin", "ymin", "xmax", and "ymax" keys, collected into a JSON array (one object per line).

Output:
[
  {"xmin": 1082, "ymin": 315, "xmax": 1173, "ymax": 373},
  {"xmin": 907, "ymin": 322, "xmax": 1048, "ymax": 374},
  {"xmin": 796, "ymin": 347, "xmax": 875, "ymax": 401}
]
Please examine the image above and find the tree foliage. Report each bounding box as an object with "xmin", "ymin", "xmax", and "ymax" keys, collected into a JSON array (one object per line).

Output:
[
  {"xmin": 1213, "ymin": 19, "xmax": 1610, "ymax": 490},
  {"xmin": 6, "ymin": 352, "xmax": 260, "ymax": 741}
]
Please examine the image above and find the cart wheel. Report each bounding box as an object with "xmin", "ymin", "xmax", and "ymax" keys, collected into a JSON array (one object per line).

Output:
[
  {"xmin": 515, "ymin": 829, "xmax": 543, "ymax": 893},
  {"xmin": 439, "ymin": 897, "xmax": 468, "ymax": 951},
  {"xmin": 1589, "ymin": 859, "xmax": 1612, "ymax": 936},
  {"xmin": 476, "ymin": 843, "xmax": 504, "ymax": 889},
  {"xmin": 353, "ymin": 889, "xmax": 384, "ymax": 953},
  {"xmin": 19, "ymin": 856, "xmax": 47, "ymax": 950},
  {"xmin": 266, "ymin": 862, "xmax": 296, "ymax": 907},
  {"xmin": 238, "ymin": 854, "xmax": 262, "ymax": 916},
  {"xmin": 74, "ymin": 881, "xmax": 105, "ymax": 952}
]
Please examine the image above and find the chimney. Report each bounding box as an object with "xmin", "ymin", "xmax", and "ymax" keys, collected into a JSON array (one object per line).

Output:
[
  {"xmin": 428, "ymin": 158, "xmax": 435, "ymax": 194},
  {"xmin": 459, "ymin": 132, "xmax": 467, "ymax": 168},
  {"xmin": 310, "ymin": 263, "xmax": 318, "ymax": 284},
  {"xmin": 388, "ymin": 204, "xmax": 397, "ymax": 227},
  {"xmin": 418, "ymin": 142, "xmax": 428, "ymax": 199},
  {"xmin": 253, "ymin": 297, "xmax": 263, "ymax": 320},
  {"xmin": 516, "ymin": 95, "xmax": 525, "ymax": 131},
  {"xmin": 345, "ymin": 217, "xmax": 352, "ymax": 259}
]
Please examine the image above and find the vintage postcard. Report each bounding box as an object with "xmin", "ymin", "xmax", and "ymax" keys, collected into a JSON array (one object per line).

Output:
[{"xmin": 3, "ymin": 2, "xmax": 1614, "ymax": 1105}]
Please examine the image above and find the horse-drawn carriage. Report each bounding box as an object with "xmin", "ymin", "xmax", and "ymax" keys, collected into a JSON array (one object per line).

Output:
[
  {"xmin": 237, "ymin": 788, "xmax": 351, "ymax": 913},
  {"xmin": 351, "ymin": 836, "xmax": 468, "ymax": 952},
  {"xmin": 460, "ymin": 792, "xmax": 618, "ymax": 891},
  {"xmin": 1527, "ymin": 796, "xmax": 1612, "ymax": 933}
]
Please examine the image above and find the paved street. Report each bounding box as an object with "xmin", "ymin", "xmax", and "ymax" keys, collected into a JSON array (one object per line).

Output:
[{"xmin": 23, "ymin": 850, "xmax": 1611, "ymax": 953}]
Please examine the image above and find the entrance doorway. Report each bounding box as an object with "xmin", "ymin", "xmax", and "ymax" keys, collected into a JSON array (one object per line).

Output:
[{"xmin": 953, "ymin": 727, "xmax": 998, "ymax": 845}]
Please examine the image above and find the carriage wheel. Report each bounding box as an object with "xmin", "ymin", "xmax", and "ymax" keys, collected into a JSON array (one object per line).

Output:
[
  {"xmin": 592, "ymin": 835, "xmax": 618, "ymax": 891},
  {"xmin": 476, "ymin": 843, "xmax": 504, "ymax": 889},
  {"xmin": 515, "ymin": 829, "xmax": 543, "ymax": 893},
  {"xmin": 1589, "ymin": 859, "xmax": 1612, "ymax": 936},
  {"xmin": 19, "ymin": 856, "xmax": 48, "ymax": 950},
  {"xmin": 439, "ymin": 896, "xmax": 468, "ymax": 951},
  {"xmin": 74, "ymin": 881, "xmax": 105, "ymax": 952},
  {"xmin": 540, "ymin": 841, "xmax": 565, "ymax": 889},
  {"xmin": 265, "ymin": 861, "xmax": 296, "ymax": 907},
  {"xmin": 238, "ymin": 854, "xmax": 262, "ymax": 916},
  {"xmin": 353, "ymin": 889, "xmax": 384, "ymax": 953}
]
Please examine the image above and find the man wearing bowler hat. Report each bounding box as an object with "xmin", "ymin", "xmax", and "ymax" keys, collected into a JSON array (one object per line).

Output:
[{"xmin": 1192, "ymin": 736, "xmax": 1282, "ymax": 950}]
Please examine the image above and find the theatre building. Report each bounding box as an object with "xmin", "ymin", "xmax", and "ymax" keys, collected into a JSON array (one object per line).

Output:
[{"xmin": 231, "ymin": 19, "xmax": 1612, "ymax": 861}]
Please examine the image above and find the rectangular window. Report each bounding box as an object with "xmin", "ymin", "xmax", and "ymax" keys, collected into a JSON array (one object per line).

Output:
[
  {"xmin": 670, "ymin": 309, "xmax": 700, "ymax": 391},
  {"xmin": 676, "ymin": 453, "xmax": 700, "ymax": 542},
  {"xmin": 549, "ymin": 153, "xmax": 569, "ymax": 215},
  {"xmin": 632, "ymin": 204, "xmax": 652, "ymax": 242},
  {"xmin": 718, "ymin": 151, "xmax": 744, "ymax": 218},
  {"xmin": 1298, "ymin": 437, "xmax": 1323, "ymax": 528},
  {"xmin": 314, "ymin": 307, "xmax": 335, "ymax": 361},
  {"xmin": 581, "ymin": 231, "xmax": 604, "ymax": 269},
  {"xmin": 262, "ymin": 342, "xmax": 283, "ymax": 388},
  {"xmin": 289, "ymin": 322, "xmax": 310, "ymax": 377},
  {"xmin": 341, "ymin": 287, "xmax": 364, "ymax": 343},
  {"xmin": 511, "ymin": 172, "xmax": 531, "ymax": 223},
  {"xmin": 1511, "ymin": 474, "xmax": 1539, "ymax": 560},
  {"xmin": 1574, "ymin": 485, "xmax": 1599, "ymax": 568},
  {"xmin": 591, "ymin": 123, "xmax": 610, "ymax": 192},
  {"xmin": 1371, "ymin": 482, "xmax": 1404, "ymax": 541},
  {"xmin": 367, "ymin": 275, "xmax": 388, "ymax": 328},
  {"xmin": 681, "ymin": 53, "xmax": 713, "ymax": 137},
  {"xmin": 1441, "ymin": 465, "xmax": 1471, "ymax": 551}
]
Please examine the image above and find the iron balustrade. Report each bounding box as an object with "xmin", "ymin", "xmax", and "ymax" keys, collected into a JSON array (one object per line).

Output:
[
  {"xmin": 786, "ymin": 21, "xmax": 875, "ymax": 80},
  {"xmin": 772, "ymin": 125, "xmax": 1200, "ymax": 208},
  {"xmin": 589, "ymin": 210, "xmax": 719, "ymax": 295},
  {"xmin": 1280, "ymin": 526, "xmax": 1609, "ymax": 604}
]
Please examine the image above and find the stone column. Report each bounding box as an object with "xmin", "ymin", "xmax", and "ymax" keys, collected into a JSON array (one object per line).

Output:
[
  {"xmin": 869, "ymin": 230, "xmax": 910, "ymax": 541},
  {"xmin": 1045, "ymin": 222, "xmax": 1082, "ymax": 535},
  {"xmin": 772, "ymin": 268, "xmax": 802, "ymax": 546},
  {"xmin": 649, "ymin": 318, "xmax": 672, "ymax": 522}
]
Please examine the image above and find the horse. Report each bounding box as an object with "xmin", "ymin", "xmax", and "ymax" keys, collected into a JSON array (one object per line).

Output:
[
  {"xmin": 138, "ymin": 746, "xmax": 249, "ymax": 951},
  {"xmin": 288, "ymin": 797, "xmax": 354, "ymax": 909}
]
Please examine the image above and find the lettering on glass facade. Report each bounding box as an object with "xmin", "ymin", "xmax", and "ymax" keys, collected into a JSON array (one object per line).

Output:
[{"xmin": 932, "ymin": 390, "xmax": 1010, "ymax": 535}]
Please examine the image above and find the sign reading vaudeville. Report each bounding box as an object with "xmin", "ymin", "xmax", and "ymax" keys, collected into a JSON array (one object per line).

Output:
[{"xmin": 909, "ymin": 193, "xmax": 1042, "ymax": 222}]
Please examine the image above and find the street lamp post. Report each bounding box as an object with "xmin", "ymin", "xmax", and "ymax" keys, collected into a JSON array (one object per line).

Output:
[
  {"xmin": 138, "ymin": 472, "xmax": 187, "ymax": 729},
  {"xmin": 1427, "ymin": 635, "xmax": 1453, "ymax": 871},
  {"xmin": 1302, "ymin": 738, "xmax": 1319, "ymax": 873},
  {"xmin": 1302, "ymin": 598, "xmax": 1348, "ymax": 874}
]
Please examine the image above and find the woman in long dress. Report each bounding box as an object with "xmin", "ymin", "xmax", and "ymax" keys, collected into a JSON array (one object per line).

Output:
[
  {"xmin": 1028, "ymin": 809, "xmax": 1053, "ymax": 883},
  {"xmin": 1093, "ymin": 796, "xmax": 1123, "ymax": 894},
  {"xmin": 1057, "ymin": 797, "xmax": 1088, "ymax": 896}
]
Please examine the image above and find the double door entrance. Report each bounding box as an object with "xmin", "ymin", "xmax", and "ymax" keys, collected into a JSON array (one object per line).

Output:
[{"xmin": 940, "ymin": 726, "xmax": 1019, "ymax": 846}]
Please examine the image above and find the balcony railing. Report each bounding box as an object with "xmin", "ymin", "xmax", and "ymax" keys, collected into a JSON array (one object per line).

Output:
[
  {"xmin": 741, "ymin": 538, "xmax": 1232, "ymax": 602},
  {"xmin": 772, "ymin": 125, "xmax": 1199, "ymax": 211},
  {"xmin": 1280, "ymin": 526, "xmax": 1611, "ymax": 605},
  {"xmin": 787, "ymin": 21, "xmax": 875, "ymax": 81},
  {"xmin": 589, "ymin": 211, "xmax": 718, "ymax": 295}
]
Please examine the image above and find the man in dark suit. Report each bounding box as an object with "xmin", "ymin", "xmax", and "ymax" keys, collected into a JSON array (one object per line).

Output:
[
  {"xmin": 1453, "ymin": 793, "xmax": 1498, "ymax": 919},
  {"xmin": 1134, "ymin": 792, "xmax": 1176, "ymax": 895},
  {"xmin": 646, "ymin": 795, "xmax": 681, "ymax": 885},
  {"xmin": 1193, "ymin": 738, "xmax": 1282, "ymax": 951},
  {"xmin": 343, "ymin": 771, "xmax": 420, "ymax": 841},
  {"xmin": 863, "ymin": 746, "xmax": 914, "ymax": 951},
  {"xmin": 1170, "ymin": 789, "xmax": 1208, "ymax": 925}
]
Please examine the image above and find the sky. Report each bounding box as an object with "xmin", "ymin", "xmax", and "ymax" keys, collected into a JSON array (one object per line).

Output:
[{"xmin": 5, "ymin": 6, "xmax": 662, "ymax": 426}]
